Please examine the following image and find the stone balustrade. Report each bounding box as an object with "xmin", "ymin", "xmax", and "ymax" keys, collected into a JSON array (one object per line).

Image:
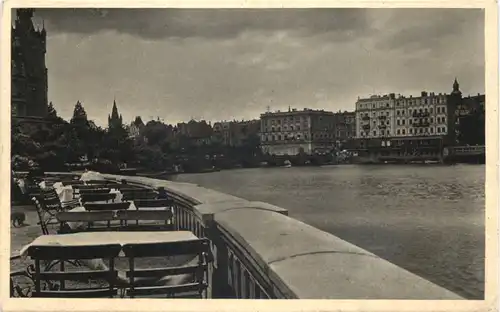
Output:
[{"xmin": 94, "ymin": 173, "xmax": 463, "ymax": 300}]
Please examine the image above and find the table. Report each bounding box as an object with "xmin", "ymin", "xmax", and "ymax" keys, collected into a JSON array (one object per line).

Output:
[
  {"xmin": 80, "ymin": 171, "xmax": 106, "ymax": 182},
  {"xmin": 19, "ymin": 231, "xmax": 201, "ymax": 288},
  {"xmin": 20, "ymin": 231, "xmax": 198, "ymax": 258}
]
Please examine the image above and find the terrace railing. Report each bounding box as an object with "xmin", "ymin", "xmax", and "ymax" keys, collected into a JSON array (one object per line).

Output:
[{"xmin": 96, "ymin": 173, "xmax": 463, "ymax": 300}]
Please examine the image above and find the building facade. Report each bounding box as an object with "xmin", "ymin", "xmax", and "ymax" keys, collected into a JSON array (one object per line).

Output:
[
  {"xmin": 350, "ymin": 79, "xmax": 475, "ymax": 162},
  {"xmin": 11, "ymin": 9, "xmax": 48, "ymax": 118},
  {"xmin": 212, "ymin": 119, "xmax": 260, "ymax": 147},
  {"xmin": 260, "ymin": 108, "xmax": 342, "ymax": 156},
  {"xmin": 355, "ymin": 79, "xmax": 467, "ymax": 143},
  {"xmin": 128, "ymin": 116, "xmax": 145, "ymax": 139}
]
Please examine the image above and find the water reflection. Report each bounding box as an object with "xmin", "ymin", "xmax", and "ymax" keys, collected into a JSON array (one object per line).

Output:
[{"xmin": 175, "ymin": 164, "xmax": 485, "ymax": 299}]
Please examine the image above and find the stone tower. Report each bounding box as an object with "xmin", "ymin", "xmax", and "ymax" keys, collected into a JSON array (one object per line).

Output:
[
  {"xmin": 446, "ymin": 78, "xmax": 462, "ymax": 146},
  {"xmin": 11, "ymin": 9, "xmax": 48, "ymax": 117}
]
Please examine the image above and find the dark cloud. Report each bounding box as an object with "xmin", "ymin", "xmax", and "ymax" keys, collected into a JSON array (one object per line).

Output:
[
  {"xmin": 374, "ymin": 9, "xmax": 484, "ymax": 52},
  {"xmin": 29, "ymin": 8, "xmax": 372, "ymax": 40}
]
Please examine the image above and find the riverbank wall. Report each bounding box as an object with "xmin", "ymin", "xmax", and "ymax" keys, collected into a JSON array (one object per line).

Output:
[{"xmin": 36, "ymin": 171, "xmax": 463, "ymax": 299}]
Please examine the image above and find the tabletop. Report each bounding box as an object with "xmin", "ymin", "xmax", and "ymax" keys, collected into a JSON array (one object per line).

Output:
[{"xmin": 20, "ymin": 231, "xmax": 198, "ymax": 258}]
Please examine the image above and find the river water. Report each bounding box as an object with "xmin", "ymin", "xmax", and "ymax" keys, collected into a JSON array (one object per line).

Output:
[{"xmin": 173, "ymin": 164, "xmax": 485, "ymax": 299}]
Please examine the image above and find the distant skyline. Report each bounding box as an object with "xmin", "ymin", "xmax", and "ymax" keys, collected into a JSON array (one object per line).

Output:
[{"xmin": 21, "ymin": 8, "xmax": 484, "ymax": 127}]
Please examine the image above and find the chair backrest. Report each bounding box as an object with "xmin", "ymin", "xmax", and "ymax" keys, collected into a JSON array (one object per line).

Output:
[
  {"xmin": 134, "ymin": 199, "xmax": 174, "ymax": 208},
  {"xmin": 57, "ymin": 211, "xmax": 119, "ymax": 232},
  {"xmin": 84, "ymin": 202, "xmax": 131, "ymax": 211},
  {"xmin": 116, "ymin": 210, "xmax": 173, "ymax": 231},
  {"xmin": 73, "ymin": 184, "xmax": 109, "ymax": 191},
  {"xmin": 85, "ymin": 180, "xmax": 112, "ymax": 185},
  {"xmin": 122, "ymin": 239, "xmax": 210, "ymax": 298},
  {"xmin": 29, "ymin": 244, "xmax": 122, "ymax": 298},
  {"xmin": 32, "ymin": 189, "xmax": 63, "ymax": 235},
  {"xmin": 61, "ymin": 180, "xmax": 85, "ymax": 186},
  {"xmin": 80, "ymin": 193, "xmax": 117, "ymax": 204},
  {"xmin": 122, "ymin": 190, "xmax": 158, "ymax": 201},
  {"xmin": 79, "ymin": 188, "xmax": 112, "ymax": 195}
]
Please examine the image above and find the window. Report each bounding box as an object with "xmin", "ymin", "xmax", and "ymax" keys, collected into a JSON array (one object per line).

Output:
[
  {"xmin": 443, "ymin": 117, "xmax": 446, "ymax": 123},
  {"xmin": 402, "ymin": 129, "xmax": 406, "ymax": 135},
  {"xmin": 409, "ymin": 109, "xmax": 412, "ymax": 114},
  {"xmin": 431, "ymin": 118, "xmax": 434, "ymax": 123},
  {"xmin": 419, "ymin": 128, "xmax": 423, "ymax": 134},
  {"xmin": 410, "ymin": 128, "xmax": 413, "ymax": 134},
  {"xmin": 430, "ymin": 128, "xmax": 434, "ymax": 133},
  {"xmin": 443, "ymin": 107, "xmax": 446, "ymax": 113},
  {"xmin": 430, "ymin": 107, "xmax": 433, "ymax": 113},
  {"xmin": 409, "ymin": 119, "xmax": 413, "ymax": 125},
  {"xmin": 397, "ymin": 120, "xmax": 400, "ymax": 126},
  {"xmin": 397, "ymin": 129, "xmax": 401, "ymax": 135},
  {"xmin": 402, "ymin": 119, "xmax": 405, "ymax": 125},
  {"xmin": 373, "ymin": 131, "xmax": 376, "ymax": 136},
  {"xmin": 424, "ymin": 108, "xmax": 428, "ymax": 113}
]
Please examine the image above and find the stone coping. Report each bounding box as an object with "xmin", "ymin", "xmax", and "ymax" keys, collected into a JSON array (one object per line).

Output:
[{"xmin": 41, "ymin": 172, "xmax": 463, "ymax": 300}]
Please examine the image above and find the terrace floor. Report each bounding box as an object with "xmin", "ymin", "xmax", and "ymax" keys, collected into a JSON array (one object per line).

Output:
[{"xmin": 10, "ymin": 205, "xmax": 44, "ymax": 274}]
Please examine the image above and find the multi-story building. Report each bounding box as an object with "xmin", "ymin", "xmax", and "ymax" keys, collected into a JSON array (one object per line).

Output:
[
  {"xmin": 128, "ymin": 116, "xmax": 145, "ymax": 139},
  {"xmin": 260, "ymin": 108, "xmax": 342, "ymax": 155},
  {"xmin": 355, "ymin": 91, "xmax": 451, "ymax": 139},
  {"xmin": 11, "ymin": 9, "xmax": 48, "ymax": 118},
  {"xmin": 333, "ymin": 111, "xmax": 356, "ymax": 143},
  {"xmin": 213, "ymin": 119, "xmax": 260, "ymax": 147},
  {"xmin": 352, "ymin": 79, "xmax": 470, "ymax": 162},
  {"xmin": 176, "ymin": 120, "xmax": 213, "ymax": 146}
]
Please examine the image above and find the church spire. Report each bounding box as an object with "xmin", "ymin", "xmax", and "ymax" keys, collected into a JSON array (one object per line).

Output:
[
  {"xmin": 452, "ymin": 77, "xmax": 461, "ymax": 95},
  {"xmin": 108, "ymin": 97, "xmax": 123, "ymax": 129}
]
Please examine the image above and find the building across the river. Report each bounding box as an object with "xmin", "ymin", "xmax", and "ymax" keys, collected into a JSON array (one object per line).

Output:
[
  {"xmin": 350, "ymin": 79, "xmax": 483, "ymax": 162},
  {"xmin": 212, "ymin": 119, "xmax": 260, "ymax": 147},
  {"xmin": 260, "ymin": 107, "xmax": 354, "ymax": 156},
  {"xmin": 11, "ymin": 9, "xmax": 48, "ymax": 118}
]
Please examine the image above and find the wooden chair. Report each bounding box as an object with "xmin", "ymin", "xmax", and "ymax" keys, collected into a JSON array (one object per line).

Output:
[
  {"xmin": 79, "ymin": 188, "xmax": 112, "ymax": 195},
  {"xmin": 117, "ymin": 210, "xmax": 174, "ymax": 231},
  {"xmin": 85, "ymin": 180, "xmax": 112, "ymax": 185},
  {"xmin": 72, "ymin": 184, "xmax": 110, "ymax": 197},
  {"xmin": 84, "ymin": 202, "xmax": 131, "ymax": 211},
  {"xmin": 61, "ymin": 180, "xmax": 85, "ymax": 187},
  {"xmin": 122, "ymin": 239, "xmax": 210, "ymax": 298},
  {"xmin": 122, "ymin": 189, "xmax": 158, "ymax": 201},
  {"xmin": 10, "ymin": 255, "xmax": 35, "ymax": 298},
  {"xmin": 80, "ymin": 193, "xmax": 117, "ymax": 204},
  {"xmin": 134, "ymin": 199, "xmax": 174, "ymax": 209},
  {"xmin": 28, "ymin": 244, "xmax": 123, "ymax": 298},
  {"xmin": 57, "ymin": 211, "xmax": 121, "ymax": 232},
  {"xmin": 33, "ymin": 189, "xmax": 71, "ymax": 235}
]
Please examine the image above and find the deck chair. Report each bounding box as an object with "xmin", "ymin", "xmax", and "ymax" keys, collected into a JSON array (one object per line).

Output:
[
  {"xmin": 28, "ymin": 244, "xmax": 122, "ymax": 298},
  {"xmin": 122, "ymin": 239, "xmax": 210, "ymax": 298}
]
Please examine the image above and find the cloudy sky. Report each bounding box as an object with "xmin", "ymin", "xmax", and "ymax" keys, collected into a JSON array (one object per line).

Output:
[{"xmin": 22, "ymin": 8, "xmax": 484, "ymax": 127}]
